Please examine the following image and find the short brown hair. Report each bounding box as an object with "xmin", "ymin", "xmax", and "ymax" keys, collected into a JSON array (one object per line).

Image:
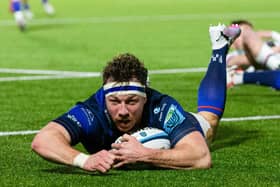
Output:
[
  {"xmin": 231, "ymin": 20, "xmax": 254, "ymax": 28},
  {"xmin": 102, "ymin": 53, "xmax": 148, "ymax": 86}
]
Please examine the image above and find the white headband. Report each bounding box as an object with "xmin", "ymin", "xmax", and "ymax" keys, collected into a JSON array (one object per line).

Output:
[{"xmin": 103, "ymin": 82, "xmax": 146, "ymax": 97}]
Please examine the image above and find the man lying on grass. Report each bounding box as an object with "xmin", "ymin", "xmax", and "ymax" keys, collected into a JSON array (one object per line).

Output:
[{"xmin": 31, "ymin": 24, "xmax": 241, "ymax": 172}]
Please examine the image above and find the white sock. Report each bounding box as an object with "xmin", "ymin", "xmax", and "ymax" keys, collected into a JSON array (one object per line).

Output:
[
  {"xmin": 266, "ymin": 54, "xmax": 280, "ymax": 70},
  {"xmin": 233, "ymin": 71, "xmax": 244, "ymax": 85},
  {"xmin": 255, "ymin": 43, "xmax": 280, "ymax": 70},
  {"xmin": 272, "ymin": 31, "xmax": 280, "ymax": 45},
  {"xmin": 256, "ymin": 44, "xmax": 273, "ymax": 65}
]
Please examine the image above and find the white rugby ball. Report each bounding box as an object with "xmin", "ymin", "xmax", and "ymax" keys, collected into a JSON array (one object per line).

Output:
[{"xmin": 116, "ymin": 127, "xmax": 171, "ymax": 149}]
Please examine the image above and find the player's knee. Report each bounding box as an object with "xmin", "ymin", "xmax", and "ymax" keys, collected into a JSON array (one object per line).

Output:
[{"xmin": 198, "ymin": 111, "xmax": 219, "ymax": 128}]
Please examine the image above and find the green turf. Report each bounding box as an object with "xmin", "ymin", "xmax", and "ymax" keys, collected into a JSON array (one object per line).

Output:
[{"xmin": 0, "ymin": 0, "xmax": 280, "ymax": 186}]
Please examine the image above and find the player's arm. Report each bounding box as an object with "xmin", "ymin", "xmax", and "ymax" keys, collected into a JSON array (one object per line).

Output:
[
  {"xmin": 111, "ymin": 131, "xmax": 211, "ymax": 169},
  {"xmin": 227, "ymin": 54, "xmax": 251, "ymax": 66},
  {"xmin": 256, "ymin": 30, "xmax": 274, "ymax": 39},
  {"xmin": 31, "ymin": 121, "xmax": 81, "ymax": 165},
  {"xmin": 257, "ymin": 30, "xmax": 280, "ymax": 45},
  {"xmin": 31, "ymin": 122, "xmax": 115, "ymax": 173}
]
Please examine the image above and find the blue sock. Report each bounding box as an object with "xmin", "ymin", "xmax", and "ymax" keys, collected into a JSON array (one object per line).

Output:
[
  {"xmin": 11, "ymin": 0, "xmax": 21, "ymax": 12},
  {"xmin": 244, "ymin": 70, "xmax": 280, "ymax": 90},
  {"xmin": 197, "ymin": 45, "xmax": 228, "ymax": 118}
]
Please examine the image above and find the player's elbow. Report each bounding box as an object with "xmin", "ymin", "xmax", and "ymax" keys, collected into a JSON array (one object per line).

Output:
[
  {"xmin": 31, "ymin": 132, "xmax": 47, "ymax": 155},
  {"xmin": 193, "ymin": 148, "xmax": 212, "ymax": 169},
  {"xmin": 199, "ymin": 151, "xmax": 212, "ymax": 169},
  {"xmin": 31, "ymin": 134, "xmax": 42, "ymax": 153}
]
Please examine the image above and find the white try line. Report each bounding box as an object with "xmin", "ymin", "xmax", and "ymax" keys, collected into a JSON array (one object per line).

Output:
[
  {"xmin": 0, "ymin": 115, "xmax": 279, "ymax": 137},
  {"xmin": 0, "ymin": 68, "xmax": 206, "ymax": 82},
  {"xmin": 221, "ymin": 115, "xmax": 280, "ymax": 122},
  {"xmin": 1, "ymin": 12, "xmax": 280, "ymax": 26},
  {"xmin": 0, "ymin": 130, "xmax": 39, "ymax": 136}
]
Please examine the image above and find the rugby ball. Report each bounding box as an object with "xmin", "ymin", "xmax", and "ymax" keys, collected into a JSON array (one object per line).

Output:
[{"xmin": 116, "ymin": 127, "xmax": 171, "ymax": 149}]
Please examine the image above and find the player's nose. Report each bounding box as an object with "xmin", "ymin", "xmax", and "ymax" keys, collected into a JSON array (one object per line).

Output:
[{"xmin": 118, "ymin": 103, "xmax": 129, "ymax": 116}]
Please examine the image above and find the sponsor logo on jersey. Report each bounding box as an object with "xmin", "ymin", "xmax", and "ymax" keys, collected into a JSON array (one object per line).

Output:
[
  {"xmin": 211, "ymin": 53, "xmax": 223, "ymax": 64},
  {"xmin": 158, "ymin": 103, "xmax": 167, "ymax": 122},
  {"xmin": 153, "ymin": 107, "xmax": 160, "ymax": 114},
  {"xmin": 163, "ymin": 104, "xmax": 185, "ymax": 133},
  {"xmin": 139, "ymin": 131, "xmax": 147, "ymax": 137},
  {"xmin": 84, "ymin": 108, "xmax": 95, "ymax": 126},
  {"xmin": 67, "ymin": 114, "xmax": 82, "ymax": 127}
]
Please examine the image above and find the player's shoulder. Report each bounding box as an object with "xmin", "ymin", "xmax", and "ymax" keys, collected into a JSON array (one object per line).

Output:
[
  {"xmin": 146, "ymin": 87, "xmax": 175, "ymax": 104},
  {"xmin": 145, "ymin": 87, "xmax": 186, "ymax": 127},
  {"xmin": 80, "ymin": 88, "xmax": 106, "ymax": 112}
]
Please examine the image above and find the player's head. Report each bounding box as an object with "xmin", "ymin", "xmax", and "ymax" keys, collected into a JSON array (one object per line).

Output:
[
  {"xmin": 102, "ymin": 53, "xmax": 148, "ymax": 132},
  {"xmin": 230, "ymin": 20, "xmax": 253, "ymax": 49},
  {"xmin": 231, "ymin": 20, "xmax": 254, "ymax": 28},
  {"xmin": 103, "ymin": 53, "xmax": 148, "ymax": 85}
]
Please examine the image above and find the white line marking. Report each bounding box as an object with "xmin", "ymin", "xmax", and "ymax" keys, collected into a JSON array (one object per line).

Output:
[
  {"xmin": 0, "ymin": 75, "xmax": 98, "ymax": 82},
  {"xmin": 0, "ymin": 68, "xmax": 102, "ymax": 75},
  {"xmin": 0, "ymin": 68, "xmax": 206, "ymax": 82},
  {"xmin": 1, "ymin": 12, "xmax": 280, "ymax": 26},
  {"xmin": 0, "ymin": 130, "xmax": 39, "ymax": 136},
  {"xmin": 149, "ymin": 68, "xmax": 206, "ymax": 74},
  {"xmin": 221, "ymin": 115, "xmax": 280, "ymax": 122},
  {"xmin": 0, "ymin": 68, "xmax": 206, "ymax": 75},
  {"xmin": 1, "ymin": 115, "xmax": 279, "ymax": 137}
]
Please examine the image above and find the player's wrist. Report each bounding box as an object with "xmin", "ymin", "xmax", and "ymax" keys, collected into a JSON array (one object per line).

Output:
[
  {"xmin": 138, "ymin": 147, "xmax": 161, "ymax": 163},
  {"xmin": 73, "ymin": 153, "xmax": 90, "ymax": 168}
]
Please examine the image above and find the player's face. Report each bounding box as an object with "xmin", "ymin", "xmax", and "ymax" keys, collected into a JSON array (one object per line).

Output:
[
  {"xmin": 232, "ymin": 36, "xmax": 243, "ymax": 49},
  {"xmin": 106, "ymin": 94, "xmax": 147, "ymax": 132}
]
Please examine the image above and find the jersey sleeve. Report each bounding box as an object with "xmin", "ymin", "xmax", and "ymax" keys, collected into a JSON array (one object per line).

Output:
[
  {"xmin": 156, "ymin": 97, "xmax": 204, "ymax": 147},
  {"xmin": 53, "ymin": 104, "xmax": 96, "ymax": 145}
]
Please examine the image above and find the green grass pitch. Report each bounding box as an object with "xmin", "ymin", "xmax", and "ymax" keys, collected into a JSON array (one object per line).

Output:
[{"xmin": 0, "ymin": 0, "xmax": 279, "ymax": 186}]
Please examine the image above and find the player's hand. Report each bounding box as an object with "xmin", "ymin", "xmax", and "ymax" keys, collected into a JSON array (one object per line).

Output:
[
  {"xmin": 83, "ymin": 150, "xmax": 115, "ymax": 173},
  {"xmin": 110, "ymin": 134, "xmax": 148, "ymax": 168}
]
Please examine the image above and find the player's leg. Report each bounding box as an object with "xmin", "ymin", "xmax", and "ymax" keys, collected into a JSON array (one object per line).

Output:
[
  {"xmin": 228, "ymin": 69, "xmax": 280, "ymax": 90},
  {"xmin": 197, "ymin": 24, "xmax": 241, "ymax": 143},
  {"xmin": 226, "ymin": 52, "xmax": 251, "ymax": 67},
  {"xmin": 241, "ymin": 25, "xmax": 280, "ymax": 70},
  {"xmin": 42, "ymin": 0, "xmax": 55, "ymax": 15},
  {"xmin": 10, "ymin": 0, "xmax": 26, "ymax": 31},
  {"xmin": 22, "ymin": 0, "xmax": 33, "ymax": 20}
]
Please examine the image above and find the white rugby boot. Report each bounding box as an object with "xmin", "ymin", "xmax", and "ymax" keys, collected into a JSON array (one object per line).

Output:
[
  {"xmin": 209, "ymin": 23, "xmax": 241, "ymax": 50},
  {"xmin": 42, "ymin": 2, "xmax": 55, "ymax": 15}
]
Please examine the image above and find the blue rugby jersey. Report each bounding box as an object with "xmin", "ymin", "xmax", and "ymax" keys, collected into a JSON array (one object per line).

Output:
[{"xmin": 53, "ymin": 87, "xmax": 204, "ymax": 154}]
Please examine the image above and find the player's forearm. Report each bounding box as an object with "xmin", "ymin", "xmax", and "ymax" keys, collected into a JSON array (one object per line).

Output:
[
  {"xmin": 256, "ymin": 30, "xmax": 273, "ymax": 39},
  {"xmin": 227, "ymin": 55, "xmax": 251, "ymax": 66},
  {"xmin": 139, "ymin": 147, "xmax": 211, "ymax": 169}
]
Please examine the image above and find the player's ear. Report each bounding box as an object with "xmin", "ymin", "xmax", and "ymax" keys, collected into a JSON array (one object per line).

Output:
[{"xmin": 143, "ymin": 96, "xmax": 147, "ymax": 104}]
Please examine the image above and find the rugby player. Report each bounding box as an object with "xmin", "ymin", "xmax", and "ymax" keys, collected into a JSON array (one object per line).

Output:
[
  {"xmin": 10, "ymin": 0, "xmax": 55, "ymax": 31},
  {"xmin": 226, "ymin": 20, "xmax": 280, "ymax": 90},
  {"xmin": 31, "ymin": 24, "xmax": 241, "ymax": 172}
]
